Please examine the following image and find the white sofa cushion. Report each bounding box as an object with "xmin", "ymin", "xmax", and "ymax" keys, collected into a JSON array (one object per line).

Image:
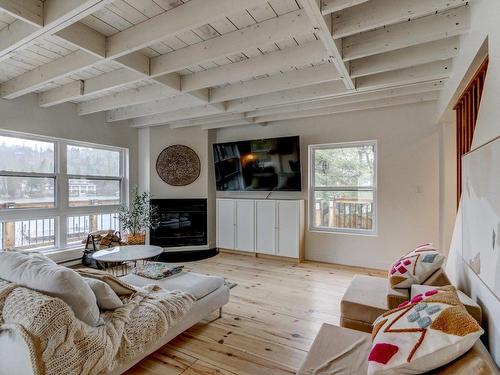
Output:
[
  {"xmin": 122, "ymin": 271, "xmax": 224, "ymax": 300},
  {"xmin": 0, "ymin": 251, "xmax": 101, "ymax": 326},
  {"xmin": 84, "ymin": 277, "xmax": 123, "ymax": 310}
]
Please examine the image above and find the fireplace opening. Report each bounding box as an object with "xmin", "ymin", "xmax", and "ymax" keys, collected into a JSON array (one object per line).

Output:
[{"xmin": 150, "ymin": 199, "xmax": 207, "ymax": 248}]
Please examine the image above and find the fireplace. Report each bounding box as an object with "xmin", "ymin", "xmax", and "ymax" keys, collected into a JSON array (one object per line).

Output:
[{"xmin": 150, "ymin": 199, "xmax": 207, "ymax": 248}]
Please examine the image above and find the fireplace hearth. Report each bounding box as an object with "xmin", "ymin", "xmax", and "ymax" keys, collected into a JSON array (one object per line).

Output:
[{"xmin": 150, "ymin": 199, "xmax": 207, "ymax": 248}]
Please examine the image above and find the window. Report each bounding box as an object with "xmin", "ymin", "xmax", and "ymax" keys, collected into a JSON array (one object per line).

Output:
[
  {"xmin": 0, "ymin": 130, "xmax": 128, "ymax": 252},
  {"xmin": 309, "ymin": 141, "xmax": 377, "ymax": 234}
]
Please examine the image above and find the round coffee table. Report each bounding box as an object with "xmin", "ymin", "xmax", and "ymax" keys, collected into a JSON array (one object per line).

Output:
[{"xmin": 92, "ymin": 245, "xmax": 163, "ymax": 276}]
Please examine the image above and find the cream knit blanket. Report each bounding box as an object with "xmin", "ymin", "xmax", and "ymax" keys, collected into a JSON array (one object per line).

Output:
[{"xmin": 0, "ymin": 278, "xmax": 195, "ymax": 375}]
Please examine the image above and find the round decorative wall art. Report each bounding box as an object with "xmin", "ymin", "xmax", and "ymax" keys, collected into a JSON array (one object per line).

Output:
[{"xmin": 156, "ymin": 144, "xmax": 201, "ymax": 186}]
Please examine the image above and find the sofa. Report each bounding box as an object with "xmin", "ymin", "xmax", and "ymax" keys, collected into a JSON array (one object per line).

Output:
[{"xmin": 0, "ymin": 252, "xmax": 230, "ymax": 375}]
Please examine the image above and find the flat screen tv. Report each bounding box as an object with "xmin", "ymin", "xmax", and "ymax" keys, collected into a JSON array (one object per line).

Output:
[{"xmin": 213, "ymin": 136, "xmax": 301, "ymax": 191}]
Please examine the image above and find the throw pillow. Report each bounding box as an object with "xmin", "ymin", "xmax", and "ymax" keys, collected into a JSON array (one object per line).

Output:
[
  {"xmin": 368, "ymin": 286, "xmax": 483, "ymax": 374},
  {"xmin": 389, "ymin": 243, "xmax": 445, "ymax": 288},
  {"xmin": 84, "ymin": 277, "xmax": 123, "ymax": 310},
  {"xmin": 133, "ymin": 262, "xmax": 184, "ymax": 280},
  {"xmin": 0, "ymin": 251, "xmax": 102, "ymax": 326}
]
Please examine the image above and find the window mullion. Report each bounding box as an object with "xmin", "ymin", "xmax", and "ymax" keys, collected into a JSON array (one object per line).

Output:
[{"xmin": 58, "ymin": 142, "xmax": 68, "ymax": 249}]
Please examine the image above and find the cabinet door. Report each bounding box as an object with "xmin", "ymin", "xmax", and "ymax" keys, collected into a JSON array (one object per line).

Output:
[
  {"xmin": 277, "ymin": 200, "xmax": 300, "ymax": 258},
  {"xmin": 235, "ymin": 200, "xmax": 255, "ymax": 252},
  {"xmin": 217, "ymin": 199, "xmax": 235, "ymax": 249},
  {"xmin": 255, "ymin": 200, "xmax": 276, "ymax": 255}
]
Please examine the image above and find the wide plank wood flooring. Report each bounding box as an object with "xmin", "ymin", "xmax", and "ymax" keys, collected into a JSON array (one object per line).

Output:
[{"xmin": 125, "ymin": 252, "xmax": 385, "ymax": 375}]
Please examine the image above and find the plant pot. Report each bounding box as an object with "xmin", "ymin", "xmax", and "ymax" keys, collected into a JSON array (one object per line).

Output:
[{"xmin": 126, "ymin": 232, "xmax": 146, "ymax": 245}]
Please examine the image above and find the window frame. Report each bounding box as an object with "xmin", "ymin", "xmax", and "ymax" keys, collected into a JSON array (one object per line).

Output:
[
  {"xmin": 308, "ymin": 140, "xmax": 378, "ymax": 236},
  {"xmin": 0, "ymin": 129, "xmax": 129, "ymax": 252}
]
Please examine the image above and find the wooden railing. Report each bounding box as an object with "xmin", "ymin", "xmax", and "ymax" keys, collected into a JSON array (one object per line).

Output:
[{"xmin": 315, "ymin": 200, "xmax": 373, "ymax": 230}]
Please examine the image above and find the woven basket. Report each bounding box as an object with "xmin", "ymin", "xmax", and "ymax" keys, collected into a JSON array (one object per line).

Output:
[{"xmin": 126, "ymin": 232, "xmax": 146, "ymax": 245}]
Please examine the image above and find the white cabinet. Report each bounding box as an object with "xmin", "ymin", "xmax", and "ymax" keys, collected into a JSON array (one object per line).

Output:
[
  {"xmin": 235, "ymin": 199, "xmax": 255, "ymax": 252},
  {"xmin": 255, "ymin": 200, "xmax": 276, "ymax": 255},
  {"xmin": 216, "ymin": 199, "xmax": 235, "ymax": 249},
  {"xmin": 277, "ymin": 200, "xmax": 302, "ymax": 258},
  {"xmin": 217, "ymin": 198, "xmax": 304, "ymax": 260}
]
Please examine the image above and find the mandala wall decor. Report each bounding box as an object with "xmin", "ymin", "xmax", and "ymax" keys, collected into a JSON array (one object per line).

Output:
[{"xmin": 156, "ymin": 145, "xmax": 201, "ymax": 186}]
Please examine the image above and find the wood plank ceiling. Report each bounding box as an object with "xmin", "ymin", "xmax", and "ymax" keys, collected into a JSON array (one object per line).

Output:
[{"xmin": 0, "ymin": 0, "xmax": 470, "ymax": 129}]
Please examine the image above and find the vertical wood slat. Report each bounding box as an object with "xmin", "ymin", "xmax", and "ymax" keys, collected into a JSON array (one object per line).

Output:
[{"xmin": 453, "ymin": 57, "xmax": 489, "ymax": 207}]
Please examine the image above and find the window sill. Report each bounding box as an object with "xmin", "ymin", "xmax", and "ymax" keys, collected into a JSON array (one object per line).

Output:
[
  {"xmin": 45, "ymin": 247, "xmax": 84, "ymax": 264},
  {"xmin": 309, "ymin": 228, "xmax": 378, "ymax": 237}
]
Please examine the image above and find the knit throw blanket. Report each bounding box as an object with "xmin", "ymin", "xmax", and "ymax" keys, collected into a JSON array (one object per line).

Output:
[{"xmin": 0, "ymin": 278, "xmax": 195, "ymax": 375}]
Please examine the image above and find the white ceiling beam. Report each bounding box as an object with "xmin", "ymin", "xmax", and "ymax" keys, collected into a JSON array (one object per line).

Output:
[
  {"xmin": 167, "ymin": 113, "xmax": 248, "ymax": 128},
  {"xmin": 226, "ymin": 80, "xmax": 348, "ymax": 112},
  {"xmin": 321, "ymin": 0, "xmax": 369, "ymax": 15},
  {"xmin": 1, "ymin": 50, "xmax": 100, "ymax": 99},
  {"xmin": 75, "ymin": 82, "xmax": 180, "ymax": 115},
  {"xmin": 106, "ymin": 0, "xmax": 268, "ymax": 60},
  {"xmin": 200, "ymin": 119, "xmax": 256, "ymax": 130},
  {"xmin": 130, "ymin": 104, "xmax": 226, "ymax": 128},
  {"xmin": 343, "ymin": 6, "xmax": 470, "ymax": 61},
  {"xmin": 0, "ymin": 0, "xmax": 112, "ymax": 61},
  {"xmin": 181, "ymin": 41, "xmax": 328, "ymax": 92},
  {"xmin": 356, "ymin": 59, "xmax": 452, "ymax": 91},
  {"xmin": 332, "ymin": 0, "xmax": 468, "ymax": 38},
  {"xmin": 252, "ymin": 91, "xmax": 440, "ymax": 123},
  {"xmin": 246, "ymin": 80, "xmax": 445, "ymax": 117},
  {"xmin": 0, "ymin": 0, "xmax": 43, "ymax": 27},
  {"xmin": 150, "ymin": 9, "xmax": 313, "ymax": 77},
  {"xmin": 299, "ymin": 0, "xmax": 354, "ymax": 90},
  {"xmin": 210, "ymin": 63, "xmax": 340, "ymax": 102},
  {"xmin": 39, "ymin": 80, "xmax": 83, "ymax": 107},
  {"xmin": 350, "ymin": 37, "xmax": 460, "ymax": 78},
  {"xmin": 171, "ymin": 118, "xmax": 254, "ymax": 129},
  {"xmin": 106, "ymin": 94, "xmax": 208, "ymax": 122},
  {"xmin": 53, "ymin": 22, "xmax": 105, "ymax": 58}
]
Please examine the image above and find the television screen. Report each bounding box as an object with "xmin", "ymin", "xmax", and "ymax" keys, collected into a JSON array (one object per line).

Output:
[{"xmin": 213, "ymin": 136, "xmax": 301, "ymax": 191}]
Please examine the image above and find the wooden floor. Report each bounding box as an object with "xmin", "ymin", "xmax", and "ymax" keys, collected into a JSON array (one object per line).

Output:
[{"xmin": 125, "ymin": 252, "xmax": 385, "ymax": 375}]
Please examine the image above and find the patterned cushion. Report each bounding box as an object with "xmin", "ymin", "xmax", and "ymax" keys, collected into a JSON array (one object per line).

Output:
[
  {"xmin": 132, "ymin": 262, "xmax": 184, "ymax": 280},
  {"xmin": 389, "ymin": 244, "xmax": 445, "ymax": 288},
  {"xmin": 368, "ymin": 286, "xmax": 483, "ymax": 374}
]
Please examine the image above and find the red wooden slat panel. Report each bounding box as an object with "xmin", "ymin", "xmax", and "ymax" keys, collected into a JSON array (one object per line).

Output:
[{"xmin": 453, "ymin": 57, "xmax": 488, "ymax": 208}]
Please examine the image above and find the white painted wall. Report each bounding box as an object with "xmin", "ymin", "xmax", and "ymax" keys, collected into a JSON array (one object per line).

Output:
[
  {"xmin": 216, "ymin": 101, "xmax": 440, "ymax": 270},
  {"xmin": 438, "ymin": 0, "xmax": 500, "ymax": 366},
  {"xmin": 146, "ymin": 125, "xmax": 216, "ymax": 249},
  {"xmin": 0, "ymin": 93, "xmax": 139, "ymax": 189}
]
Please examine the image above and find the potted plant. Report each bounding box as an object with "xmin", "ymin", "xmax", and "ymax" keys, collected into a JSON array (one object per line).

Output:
[{"xmin": 118, "ymin": 188, "xmax": 160, "ymax": 245}]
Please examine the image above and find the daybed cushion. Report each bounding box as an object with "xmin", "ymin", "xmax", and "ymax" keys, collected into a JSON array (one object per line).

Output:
[
  {"xmin": 296, "ymin": 323, "xmax": 499, "ymax": 375},
  {"xmin": 341, "ymin": 274, "xmax": 390, "ymax": 325},
  {"xmin": 0, "ymin": 251, "xmax": 101, "ymax": 326},
  {"xmin": 411, "ymin": 284, "xmax": 482, "ymax": 325},
  {"xmin": 84, "ymin": 277, "xmax": 123, "ymax": 310},
  {"xmin": 121, "ymin": 271, "xmax": 225, "ymax": 300}
]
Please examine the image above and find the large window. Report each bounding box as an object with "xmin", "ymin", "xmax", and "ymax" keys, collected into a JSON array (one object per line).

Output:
[
  {"xmin": 0, "ymin": 131, "xmax": 128, "ymax": 252},
  {"xmin": 309, "ymin": 141, "xmax": 377, "ymax": 235}
]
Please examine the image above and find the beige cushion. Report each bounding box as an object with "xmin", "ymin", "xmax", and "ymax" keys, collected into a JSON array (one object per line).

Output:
[
  {"xmin": 297, "ymin": 323, "xmax": 371, "ymax": 375},
  {"xmin": 423, "ymin": 268, "xmax": 451, "ymax": 287},
  {"xmin": 387, "ymin": 284, "xmax": 409, "ymax": 310},
  {"xmin": 0, "ymin": 251, "xmax": 101, "ymax": 326},
  {"xmin": 411, "ymin": 284, "xmax": 482, "ymax": 325},
  {"xmin": 84, "ymin": 277, "xmax": 123, "ymax": 310},
  {"xmin": 122, "ymin": 271, "xmax": 225, "ymax": 300},
  {"xmin": 341, "ymin": 274, "xmax": 388, "ymax": 325},
  {"xmin": 297, "ymin": 323, "xmax": 497, "ymax": 375}
]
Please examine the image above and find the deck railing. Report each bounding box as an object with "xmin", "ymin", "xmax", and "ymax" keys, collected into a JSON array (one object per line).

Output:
[{"xmin": 315, "ymin": 200, "xmax": 373, "ymax": 230}]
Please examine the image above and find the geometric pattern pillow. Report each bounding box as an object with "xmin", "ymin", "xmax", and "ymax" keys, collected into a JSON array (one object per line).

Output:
[
  {"xmin": 368, "ymin": 286, "xmax": 483, "ymax": 374},
  {"xmin": 389, "ymin": 243, "xmax": 445, "ymax": 289}
]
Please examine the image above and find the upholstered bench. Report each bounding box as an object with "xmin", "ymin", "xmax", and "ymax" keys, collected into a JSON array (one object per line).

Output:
[
  {"xmin": 340, "ymin": 269, "xmax": 451, "ymax": 333},
  {"xmin": 296, "ymin": 323, "xmax": 499, "ymax": 375}
]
